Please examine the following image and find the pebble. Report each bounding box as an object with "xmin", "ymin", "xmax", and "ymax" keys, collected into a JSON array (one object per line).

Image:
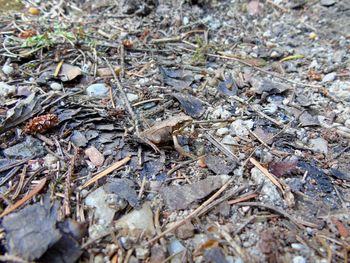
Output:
[
  {"xmin": 293, "ymin": 256, "xmax": 307, "ymax": 263},
  {"xmin": 0, "ymin": 82, "xmax": 16, "ymax": 97},
  {"xmin": 175, "ymin": 221, "xmax": 195, "ymax": 240},
  {"xmin": 322, "ymin": 72, "xmax": 336, "ymax": 82},
  {"xmin": 251, "ymin": 167, "xmax": 281, "ymax": 204},
  {"xmin": 135, "ymin": 247, "xmax": 149, "ymax": 260},
  {"xmin": 85, "ymin": 187, "xmax": 116, "ymax": 225},
  {"xmin": 320, "ymin": 0, "xmax": 336, "ymax": 7},
  {"xmin": 222, "ymin": 134, "xmax": 236, "ymax": 145},
  {"xmin": 85, "ymin": 146, "xmax": 105, "ymax": 167},
  {"xmin": 309, "ymin": 137, "xmax": 328, "ymax": 155},
  {"xmin": 329, "ymin": 81, "xmax": 350, "ymax": 101},
  {"xmin": 50, "ymin": 82, "xmax": 62, "ymax": 91},
  {"xmin": 345, "ymin": 119, "xmax": 350, "ymax": 129},
  {"xmin": 216, "ymin": 127, "xmax": 229, "ymax": 136},
  {"xmin": 2, "ymin": 64, "xmax": 14, "ymax": 75},
  {"xmin": 126, "ymin": 93, "xmax": 139, "ymax": 102},
  {"xmin": 212, "ymin": 106, "xmax": 232, "ymax": 119},
  {"xmin": 43, "ymin": 154, "xmax": 58, "ymax": 170},
  {"xmin": 86, "ymin": 83, "xmax": 109, "ymax": 97},
  {"xmin": 230, "ymin": 119, "xmax": 254, "ymax": 137},
  {"xmin": 114, "ymin": 203, "xmax": 155, "ymax": 237}
]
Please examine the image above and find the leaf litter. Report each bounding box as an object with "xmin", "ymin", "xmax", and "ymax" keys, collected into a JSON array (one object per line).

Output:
[{"xmin": 0, "ymin": 0, "xmax": 349, "ymax": 262}]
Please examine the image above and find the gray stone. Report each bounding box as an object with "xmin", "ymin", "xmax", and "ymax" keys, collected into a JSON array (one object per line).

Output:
[
  {"xmin": 86, "ymin": 83, "xmax": 109, "ymax": 97},
  {"xmin": 85, "ymin": 187, "xmax": 117, "ymax": 225},
  {"xmin": 322, "ymin": 72, "xmax": 336, "ymax": 82},
  {"xmin": 50, "ymin": 82, "xmax": 63, "ymax": 91},
  {"xmin": 320, "ymin": 0, "xmax": 336, "ymax": 7},
  {"xmin": 0, "ymin": 82, "xmax": 16, "ymax": 97},
  {"xmin": 4, "ymin": 136, "xmax": 45, "ymax": 158},
  {"xmin": 293, "ymin": 256, "xmax": 307, "ymax": 263},
  {"xmin": 126, "ymin": 93, "xmax": 139, "ymax": 102},
  {"xmin": 309, "ymin": 137, "xmax": 328, "ymax": 154},
  {"xmin": 70, "ymin": 131, "xmax": 88, "ymax": 147},
  {"xmin": 114, "ymin": 203, "xmax": 155, "ymax": 237},
  {"xmin": 216, "ymin": 127, "xmax": 229, "ymax": 136},
  {"xmin": 251, "ymin": 167, "xmax": 282, "ymax": 204},
  {"xmin": 2, "ymin": 64, "xmax": 14, "ymax": 75},
  {"xmin": 329, "ymin": 81, "xmax": 350, "ymax": 101},
  {"xmin": 222, "ymin": 134, "xmax": 237, "ymax": 145}
]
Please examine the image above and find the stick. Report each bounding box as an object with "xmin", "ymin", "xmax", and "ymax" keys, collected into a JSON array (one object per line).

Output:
[{"xmin": 82, "ymin": 156, "xmax": 131, "ymax": 188}]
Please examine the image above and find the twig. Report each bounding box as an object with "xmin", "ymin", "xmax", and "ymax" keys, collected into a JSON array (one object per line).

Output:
[
  {"xmin": 249, "ymin": 157, "xmax": 284, "ymax": 192},
  {"xmin": 234, "ymin": 202, "xmax": 318, "ymax": 228},
  {"xmin": 147, "ymin": 177, "xmax": 234, "ymax": 244},
  {"xmin": 11, "ymin": 165, "xmax": 27, "ymax": 200},
  {"xmin": 227, "ymin": 193, "xmax": 258, "ymax": 205},
  {"xmin": 82, "ymin": 156, "xmax": 131, "ymax": 188},
  {"xmin": 0, "ymin": 178, "xmax": 47, "ymax": 218},
  {"xmin": 204, "ymin": 133, "xmax": 238, "ymax": 160},
  {"xmin": 104, "ymin": 58, "xmax": 140, "ymax": 136}
]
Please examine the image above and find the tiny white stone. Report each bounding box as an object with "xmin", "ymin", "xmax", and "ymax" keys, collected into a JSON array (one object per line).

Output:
[
  {"xmin": 216, "ymin": 127, "xmax": 229, "ymax": 136},
  {"xmin": 2, "ymin": 64, "xmax": 14, "ymax": 75},
  {"xmin": 322, "ymin": 72, "xmax": 336, "ymax": 83},
  {"xmin": 50, "ymin": 82, "xmax": 62, "ymax": 90},
  {"xmin": 126, "ymin": 93, "xmax": 139, "ymax": 102}
]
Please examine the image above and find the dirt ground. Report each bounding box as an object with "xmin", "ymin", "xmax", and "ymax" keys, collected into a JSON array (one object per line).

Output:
[{"xmin": 0, "ymin": 0, "xmax": 349, "ymax": 262}]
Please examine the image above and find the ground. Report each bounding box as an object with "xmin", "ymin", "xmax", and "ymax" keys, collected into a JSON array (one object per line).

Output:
[{"xmin": 0, "ymin": 0, "xmax": 349, "ymax": 262}]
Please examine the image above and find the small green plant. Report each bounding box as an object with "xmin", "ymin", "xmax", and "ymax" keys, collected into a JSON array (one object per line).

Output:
[
  {"xmin": 191, "ymin": 36, "xmax": 217, "ymax": 65},
  {"xmin": 22, "ymin": 24, "xmax": 76, "ymax": 48}
]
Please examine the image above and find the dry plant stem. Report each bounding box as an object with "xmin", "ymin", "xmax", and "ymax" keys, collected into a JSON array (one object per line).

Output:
[
  {"xmin": 147, "ymin": 178, "xmax": 234, "ymax": 244},
  {"xmin": 249, "ymin": 157, "xmax": 284, "ymax": 192},
  {"xmin": 205, "ymin": 133, "xmax": 238, "ymax": 160},
  {"xmin": 12, "ymin": 165, "xmax": 27, "ymax": 200},
  {"xmin": 104, "ymin": 58, "xmax": 140, "ymax": 135},
  {"xmin": 82, "ymin": 156, "xmax": 131, "ymax": 188},
  {"xmin": 235, "ymin": 202, "xmax": 318, "ymax": 228},
  {"xmin": 197, "ymin": 185, "xmax": 248, "ymax": 217},
  {"xmin": 0, "ymin": 178, "xmax": 47, "ymax": 218},
  {"xmin": 227, "ymin": 193, "xmax": 258, "ymax": 205}
]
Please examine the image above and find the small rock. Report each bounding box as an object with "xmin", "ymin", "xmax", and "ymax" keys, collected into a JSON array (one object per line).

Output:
[
  {"xmin": 322, "ymin": 72, "xmax": 336, "ymax": 82},
  {"xmin": 43, "ymin": 154, "xmax": 59, "ymax": 170},
  {"xmin": 293, "ymin": 256, "xmax": 307, "ymax": 263},
  {"xmin": 270, "ymin": 50, "xmax": 281, "ymax": 58},
  {"xmin": 86, "ymin": 83, "xmax": 109, "ymax": 97},
  {"xmin": 175, "ymin": 221, "xmax": 195, "ymax": 240},
  {"xmin": 85, "ymin": 187, "xmax": 117, "ymax": 225},
  {"xmin": 4, "ymin": 136, "xmax": 45, "ymax": 158},
  {"xmin": 114, "ymin": 203, "xmax": 155, "ymax": 237},
  {"xmin": 85, "ymin": 146, "xmax": 105, "ymax": 166},
  {"xmin": 0, "ymin": 82, "xmax": 16, "ymax": 97},
  {"xmin": 309, "ymin": 137, "xmax": 328, "ymax": 155},
  {"xmin": 150, "ymin": 244, "xmax": 167, "ymax": 262},
  {"xmin": 345, "ymin": 119, "xmax": 350, "ymax": 129},
  {"xmin": 50, "ymin": 82, "xmax": 63, "ymax": 91},
  {"xmin": 135, "ymin": 247, "xmax": 149, "ymax": 260},
  {"xmin": 70, "ymin": 131, "xmax": 88, "ymax": 147},
  {"xmin": 127, "ymin": 93, "xmax": 139, "ymax": 102},
  {"xmin": 216, "ymin": 127, "xmax": 229, "ymax": 136},
  {"xmin": 168, "ymin": 239, "xmax": 185, "ymax": 263},
  {"xmin": 251, "ymin": 167, "xmax": 281, "ymax": 204},
  {"xmin": 329, "ymin": 81, "xmax": 350, "ymax": 101},
  {"xmin": 222, "ymin": 134, "xmax": 237, "ymax": 145},
  {"xmin": 247, "ymin": 1, "xmax": 261, "ymax": 16},
  {"xmin": 320, "ymin": 0, "xmax": 336, "ymax": 7},
  {"xmin": 2, "ymin": 64, "xmax": 14, "ymax": 75},
  {"xmin": 212, "ymin": 106, "xmax": 232, "ymax": 119},
  {"xmin": 230, "ymin": 119, "xmax": 254, "ymax": 137}
]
